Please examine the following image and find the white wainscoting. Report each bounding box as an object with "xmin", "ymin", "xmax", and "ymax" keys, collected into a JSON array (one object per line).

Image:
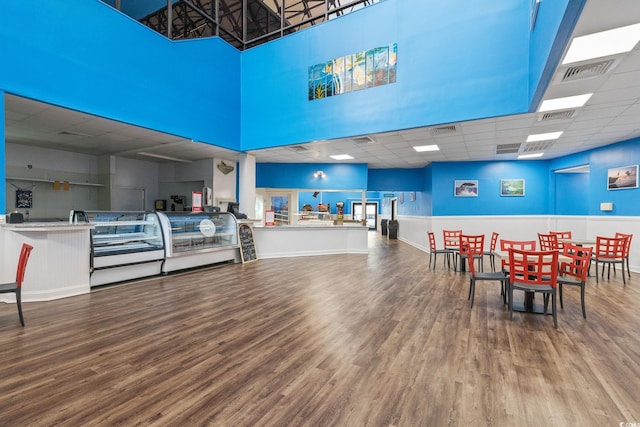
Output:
[{"xmin": 397, "ymin": 215, "xmax": 640, "ymax": 273}]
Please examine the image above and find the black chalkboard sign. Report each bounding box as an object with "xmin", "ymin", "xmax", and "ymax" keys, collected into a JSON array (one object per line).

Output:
[{"xmin": 238, "ymin": 223, "xmax": 258, "ymax": 263}]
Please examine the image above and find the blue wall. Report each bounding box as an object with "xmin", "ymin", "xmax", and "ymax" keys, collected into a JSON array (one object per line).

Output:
[
  {"xmin": 430, "ymin": 161, "xmax": 550, "ymax": 216},
  {"xmin": 0, "ymin": 0, "xmax": 240, "ymax": 150},
  {"xmin": 241, "ymin": 0, "xmax": 534, "ymax": 151},
  {"xmin": 256, "ymin": 163, "xmax": 368, "ymax": 190}
]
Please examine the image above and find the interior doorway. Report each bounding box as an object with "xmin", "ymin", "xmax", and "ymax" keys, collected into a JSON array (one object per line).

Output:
[{"xmin": 352, "ymin": 202, "xmax": 378, "ymax": 230}]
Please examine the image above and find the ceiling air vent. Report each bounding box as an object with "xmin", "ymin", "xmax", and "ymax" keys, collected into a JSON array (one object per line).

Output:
[
  {"xmin": 561, "ymin": 59, "xmax": 616, "ymax": 82},
  {"xmin": 352, "ymin": 136, "xmax": 375, "ymax": 144},
  {"xmin": 288, "ymin": 145, "xmax": 308, "ymax": 152},
  {"xmin": 496, "ymin": 143, "xmax": 521, "ymax": 154},
  {"xmin": 523, "ymin": 140, "xmax": 555, "ymax": 152},
  {"xmin": 537, "ymin": 109, "xmax": 576, "ymax": 122},
  {"xmin": 430, "ymin": 125, "xmax": 457, "ymax": 136}
]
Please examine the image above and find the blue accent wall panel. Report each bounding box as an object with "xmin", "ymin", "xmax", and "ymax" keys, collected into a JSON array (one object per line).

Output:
[
  {"xmin": 585, "ymin": 138, "xmax": 640, "ymax": 216},
  {"xmin": 554, "ymin": 173, "xmax": 589, "ymax": 215},
  {"xmin": 241, "ymin": 0, "xmax": 532, "ymax": 151},
  {"xmin": 368, "ymin": 168, "xmax": 424, "ymax": 191},
  {"xmin": 431, "ymin": 161, "xmax": 550, "ymax": 216},
  {"xmin": 0, "ymin": 0, "xmax": 240, "ymax": 151},
  {"xmin": 256, "ymin": 163, "xmax": 368, "ymax": 190}
]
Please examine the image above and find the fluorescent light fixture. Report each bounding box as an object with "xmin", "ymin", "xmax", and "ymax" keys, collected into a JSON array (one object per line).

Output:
[
  {"xmin": 413, "ymin": 144, "xmax": 440, "ymax": 152},
  {"xmin": 330, "ymin": 154, "xmax": 354, "ymax": 160},
  {"xmin": 518, "ymin": 153, "xmax": 545, "ymax": 159},
  {"xmin": 562, "ymin": 23, "xmax": 640, "ymax": 64},
  {"xmin": 539, "ymin": 94, "xmax": 592, "ymax": 112},
  {"xmin": 526, "ymin": 131, "xmax": 563, "ymax": 142},
  {"xmin": 137, "ymin": 152, "xmax": 192, "ymax": 163}
]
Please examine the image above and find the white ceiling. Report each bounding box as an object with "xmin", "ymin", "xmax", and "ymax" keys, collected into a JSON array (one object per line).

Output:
[{"xmin": 5, "ymin": 0, "xmax": 640, "ymax": 169}]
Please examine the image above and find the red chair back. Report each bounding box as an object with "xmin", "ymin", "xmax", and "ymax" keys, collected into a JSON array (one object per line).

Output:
[
  {"xmin": 614, "ymin": 232, "xmax": 632, "ymax": 257},
  {"xmin": 550, "ymin": 231, "xmax": 572, "ymax": 249},
  {"xmin": 427, "ymin": 231, "xmax": 437, "ymax": 252},
  {"xmin": 560, "ymin": 244, "xmax": 593, "ymax": 282},
  {"xmin": 443, "ymin": 230, "xmax": 462, "ymax": 249},
  {"xmin": 489, "ymin": 232, "xmax": 499, "ymax": 251},
  {"xmin": 508, "ymin": 248, "xmax": 558, "ymax": 288},
  {"xmin": 500, "ymin": 239, "xmax": 536, "ymax": 271},
  {"xmin": 16, "ymin": 243, "xmax": 34, "ymax": 288},
  {"xmin": 538, "ymin": 233, "xmax": 559, "ymax": 251},
  {"xmin": 595, "ymin": 236, "xmax": 625, "ymax": 259},
  {"xmin": 460, "ymin": 234, "xmax": 484, "ymax": 255}
]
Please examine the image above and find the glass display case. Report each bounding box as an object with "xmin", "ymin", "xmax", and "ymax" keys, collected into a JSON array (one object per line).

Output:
[
  {"xmin": 80, "ymin": 211, "xmax": 166, "ymax": 287},
  {"xmin": 158, "ymin": 211, "xmax": 239, "ymax": 272},
  {"xmin": 86, "ymin": 211, "xmax": 164, "ymax": 257}
]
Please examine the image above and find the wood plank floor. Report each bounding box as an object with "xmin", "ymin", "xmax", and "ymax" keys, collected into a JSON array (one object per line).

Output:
[{"xmin": 1, "ymin": 233, "xmax": 639, "ymax": 426}]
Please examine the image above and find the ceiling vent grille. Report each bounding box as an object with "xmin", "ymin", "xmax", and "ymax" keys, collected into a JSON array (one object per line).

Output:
[
  {"xmin": 430, "ymin": 125, "xmax": 457, "ymax": 136},
  {"xmin": 288, "ymin": 145, "xmax": 308, "ymax": 152},
  {"xmin": 561, "ymin": 59, "xmax": 616, "ymax": 82},
  {"xmin": 352, "ymin": 136, "xmax": 375, "ymax": 144},
  {"xmin": 538, "ymin": 109, "xmax": 576, "ymax": 122},
  {"xmin": 496, "ymin": 143, "xmax": 521, "ymax": 154},
  {"xmin": 523, "ymin": 140, "xmax": 555, "ymax": 152}
]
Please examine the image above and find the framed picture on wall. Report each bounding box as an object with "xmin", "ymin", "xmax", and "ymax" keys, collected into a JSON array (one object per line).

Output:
[
  {"xmin": 16, "ymin": 190, "xmax": 33, "ymax": 208},
  {"xmin": 607, "ymin": 165, "xmax": 638, "ymax": 190},
  {"xmin": 454, "ymin": 180, "xmax": 478, "ymax": 197},
  {"xmin": 500, "ymin": 179, "xmax": 525, "ymax": 196}
]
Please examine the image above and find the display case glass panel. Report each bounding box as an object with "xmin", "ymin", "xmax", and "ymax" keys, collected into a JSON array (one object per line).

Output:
[
  {"xmin": 86, "ymin": 211, "xmax": 164, "ymax": 256},
  {"xmin": 162, "ymin": 212, "xmax": 238, "ymax": 254}
]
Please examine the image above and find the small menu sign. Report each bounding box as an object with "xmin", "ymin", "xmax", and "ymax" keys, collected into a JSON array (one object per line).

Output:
[{"xmin": 239, "ymin": 223, "xmax": 257, "ymax": 263}]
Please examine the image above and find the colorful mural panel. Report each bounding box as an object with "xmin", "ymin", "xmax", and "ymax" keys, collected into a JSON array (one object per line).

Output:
[{"xmin": 308, "ymin": 43, "xmax": 397, "ymax": 100}]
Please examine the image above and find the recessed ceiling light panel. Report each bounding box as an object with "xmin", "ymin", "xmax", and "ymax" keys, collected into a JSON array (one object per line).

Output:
[
  {"xmin": 330, "ymin": 154, "xmax": 354, "ymax": 160},
  {"xmin": 562, "ymin": 23, "xmax": 640, "ymax": 64},
  {"xmin": 518, "ymin": 153, "xmax": 544, "ymax": 159},
  {"xmin": 539, "ymin": 94, "xmax": 592, "ymax": 112},
  {"xmin": 413, "ymin": 144, "xmax": 440, "ymax": 152},
  {"xmin": 526, "ymin": 131, "xmax": 563, "ymax": 142}
]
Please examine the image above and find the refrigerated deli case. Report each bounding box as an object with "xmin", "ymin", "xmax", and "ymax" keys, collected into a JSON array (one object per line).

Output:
[
  {"xmin": 82, "ymin": 210, "xmax": 240, "ymax": 286},
  {"xmin": 158, "ymin": 211, "xmax": 240, "ymax": 273},
  {"xmin": 86, "ymin": 211, "xmax": 166, "ymax": 287}
]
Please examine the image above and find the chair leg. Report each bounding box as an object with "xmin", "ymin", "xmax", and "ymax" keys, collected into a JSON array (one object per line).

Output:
[
  {"xmin": 469, "ymin": 278, "xmax": 475, "ymax": 308},
  {"xmin": 594, "ymin": 260, "xmax": 599, "ymax": 283},
  {"xmin": 509, "ymin": 285, "xmax": 514, "ymax": 320},
  {"xmin": 580, "ymin": 284, "xmax": 586, "ymax": 319},
  {"xmin": 559, "ymin": 284, "xmax": 564, "ymax": 309},
  {"xmin": 552, "ymin": 292, "xmax": 558, "ymax": 329},
  {"xmin": 627, "ymin": 256, "xmax": 631, "ymax": 279},
  {"xmin": 622, "ymin": 262, "xmax": 626, "ymax": 285},
  {"xmin": 16, "ymin": 290, "xmax": 25, "ymax": 327},
  {"xmin": 543, "ymin": 293, "xmax": 549, "ymax": 314}
]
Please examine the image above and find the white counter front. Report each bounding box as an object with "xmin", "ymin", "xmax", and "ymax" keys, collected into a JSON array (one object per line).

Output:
[
  {"xmin": 0, "ymin": 223, "xmax": 94, "ymax": 301},
  {"xmin": 253, "ymin": 224, "xmax": 369, "ymax": 259}
]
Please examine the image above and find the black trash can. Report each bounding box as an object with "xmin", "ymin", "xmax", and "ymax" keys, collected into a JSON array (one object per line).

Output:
[
  {"xmin": 381, "ymin": 219, "xmax": 389, "ymax": 236},
  {"xmin": 387, "ymin": 220, "xmax": 399, "ymax": 239}
]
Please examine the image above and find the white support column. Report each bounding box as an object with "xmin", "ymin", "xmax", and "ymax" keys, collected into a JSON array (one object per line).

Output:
[
  {"xmin": 238, "ymin": 153, "xmax": 257, "ymax": 219},
  {"xmin": 0, "ymin": 89, "xmax": 5, "ymax": 219}
]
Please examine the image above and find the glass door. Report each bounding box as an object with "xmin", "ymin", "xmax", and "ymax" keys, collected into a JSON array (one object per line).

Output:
[{"xmin": 352, "ymin": 202, "xmax": 378, "ymax": 230}]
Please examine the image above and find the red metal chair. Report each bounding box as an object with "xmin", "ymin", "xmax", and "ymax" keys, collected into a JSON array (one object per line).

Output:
[
  {"xmin": 557, "ymin": 244, "xmax": 592, "ymax": 318},
  {"xmin": 427, "ymin": 231, "xmax": 452, "ymax": 270},
  {"xmin": 550, "ymin": 231, "xmax": 572, "ymax": 249},
  {"xmin": 0, "ymin": 243, "xmax": 34, "ymax": 326},
  {"xmin": 593, "ymin": 236, "xmax": 627, "ymax": 285},
  {"xmin": 538, "ymin": 233, "xmax": 559, "ymax": 251},
  {"xmin": 508, "ymin": 248, "xmax": 559, "ymax": 328},
  {"xmin": 500, "ymin": 239, "xmax": 536, "ymax": 274},
  {"xmin": 443, "ymin": 230, "xmax": 462, "ymax": 251},
  {"xmin": 462, "ymin": 243, "xmax": 508, "ymax": 308},
  {"xmin": 456, "ymin": 234, "xmax": 484, "ymax": 272},
  {"xmin": 483, "ymin": 232, "xmax": 499, "ymax": 272},
  {"xmin": 614, "ymin": 232, "xmax": 633, "ymax": 279}
]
